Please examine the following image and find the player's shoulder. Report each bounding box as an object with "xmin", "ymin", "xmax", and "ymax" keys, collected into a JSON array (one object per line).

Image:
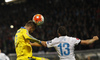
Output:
[
  {"xmin": 67, "ymin": 36, "xmax": 80, "ymax": 41},
  {"xmin": 47, "ymin": 37, "xmax": 59, "ymax": 44},
  {"xmin": 19, "ymin": 27, "xmax": 27, "ymax": 32},
  {"xmin": 0, "ymin": 53, "xmax": 6, "ymax": 56},
  {"xmin": 66, "ymin": 36, "xmax": 75, "ymax": 39},
  {"xmin": 52, "ymin": 37, "xmax": 58, "ymax": 41},
  {"xmin": 20, "ymin": 27, "xmax": 26, "ymax": 30},
  {"xmin": 62, "ymin": 36, "xmax": 76, "ymax": 41},
  {"xmin": 59, "ymin": 35, "xmax": 69, "ymax": 39}
]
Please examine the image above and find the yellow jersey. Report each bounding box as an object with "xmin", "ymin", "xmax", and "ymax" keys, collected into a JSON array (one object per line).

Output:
[{"xmin": 15, "ymin": 27, "xmax": 38, "ymax": 60}]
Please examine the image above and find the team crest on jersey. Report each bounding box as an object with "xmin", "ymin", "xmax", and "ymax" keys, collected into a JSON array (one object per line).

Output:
[
  {"xmin": 76, "ymin": 38, "xmax": 79, "ymax": 40},
  {"xmin": 47, "ymin": 41, "xmax": 52, "ymax": 44}
]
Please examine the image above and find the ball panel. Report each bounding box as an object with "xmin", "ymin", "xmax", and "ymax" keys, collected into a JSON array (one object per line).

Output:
[{"xmin": 32, "ymin": 14, "xmax": 44, "ymax": 25}]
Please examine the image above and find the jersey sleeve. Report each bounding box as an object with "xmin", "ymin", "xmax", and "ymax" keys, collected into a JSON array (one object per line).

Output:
[
  {"xmin": 46, "ymin": 38, "xmax": 57, "ymax": 48},
  {"xmin": 23, "ymin": 29, "xmax": 40, "ymax": 42},
  {"xmin": 70, "ymin": 37, "xmax": 81, "ymax": 45}
]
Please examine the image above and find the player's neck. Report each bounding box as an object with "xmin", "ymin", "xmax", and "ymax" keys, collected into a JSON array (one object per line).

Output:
[
  {"xmin": 24, "ymin": 26, "xmax": 30, "ymax": 31},
  {"xmin": 24, "ymin": 26, "xmax": 27, "ymax": 29},
  {"xmin": 58, "ymin": 33, "xmax": 61, "ymax": 36}
]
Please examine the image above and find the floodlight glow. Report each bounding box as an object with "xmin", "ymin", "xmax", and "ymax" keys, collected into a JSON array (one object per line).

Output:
[
  {"xmin": 5, "ymin": 0, "xmax": 13, "ymax": 2},
  {"xmin": 10, "ymin": 25, "xmax": 14, "ymax": 28}
]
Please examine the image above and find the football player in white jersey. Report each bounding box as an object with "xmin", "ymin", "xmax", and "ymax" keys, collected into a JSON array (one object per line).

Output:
[
  {"xmin": 0, "ymin": 49, "xmax": 10, "ymax": 60},
  {"xmin": 30, "ymin": 26, "xmax": 99, "ymax": 60}
]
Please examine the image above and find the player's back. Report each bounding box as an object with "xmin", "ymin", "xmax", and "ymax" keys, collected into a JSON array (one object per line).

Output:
[
  {"xmin": 15, "ymin": 27, "xmax": 32, "ymax": 60},
  {"xmin": 52, "ymin": 36, "xmax": 80, "ymax": 60}
]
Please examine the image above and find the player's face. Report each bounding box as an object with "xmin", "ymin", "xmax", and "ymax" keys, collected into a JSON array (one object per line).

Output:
[{"xmin": 30, "ymin": 27, "xmax": 35, "ymax": 33}]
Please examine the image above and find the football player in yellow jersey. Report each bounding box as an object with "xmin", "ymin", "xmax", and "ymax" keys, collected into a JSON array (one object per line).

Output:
[{"xmin": 14, "ymin": 20, "xmax": 49, "ymax": 60}]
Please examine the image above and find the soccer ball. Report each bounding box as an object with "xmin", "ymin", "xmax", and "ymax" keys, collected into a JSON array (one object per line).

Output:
[{"xmin": 32, "ymin": 14, "xmax": 44, "ymax": 25}]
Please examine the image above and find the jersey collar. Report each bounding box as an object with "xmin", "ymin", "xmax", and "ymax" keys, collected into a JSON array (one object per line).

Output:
[{"xmin": 21, "ymin": 27, "xmax": 25, "ymax": 29}]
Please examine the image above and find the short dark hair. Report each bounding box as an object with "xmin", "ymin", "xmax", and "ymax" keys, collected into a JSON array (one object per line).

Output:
[
  {"xmin": 25, "ymin": 20, "xmax": 37, "ymax": 28},
  {"xmin": 57, "ymin": 26, "xmax": 67, "ymax": 36}
]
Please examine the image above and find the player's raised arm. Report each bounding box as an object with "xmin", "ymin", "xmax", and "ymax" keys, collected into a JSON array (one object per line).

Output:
[{"xmin": 80, "ymin": 36, "xmax": 99, "ymax": 45}]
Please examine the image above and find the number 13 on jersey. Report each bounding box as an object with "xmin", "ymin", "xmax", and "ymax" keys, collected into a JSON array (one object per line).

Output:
[{"xmin": 58, "ymin": 43, "xmax": 70, "ymax": 56}]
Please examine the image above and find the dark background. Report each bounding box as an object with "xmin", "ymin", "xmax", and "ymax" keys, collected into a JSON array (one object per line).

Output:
[{"xmin": 0, "ymin": 0, "xmax": 100, "ymax": 54}]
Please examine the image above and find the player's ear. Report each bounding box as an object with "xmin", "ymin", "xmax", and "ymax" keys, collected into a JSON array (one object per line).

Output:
[
  {"xmin": 29, "ymin": 26, "xmax": 32, "ymax": 29},
  {"xmin": 58, "ymin": 33, "xmax": 61, "ymax": 36}
]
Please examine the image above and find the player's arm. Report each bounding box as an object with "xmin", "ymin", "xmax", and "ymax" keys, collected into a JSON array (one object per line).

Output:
[
  {"xmin": 30, "ymin": 41, "xmax": 47, "ymax": 47},
  {"xmin": 30, "ymin": 42, "xmax": 41, "ymax": 47},
  {"xmin": 30, "ymin": 38, "xmax": 56, "ymax": 47},
  {"xmin": 23, "ymin": 29, "xmax": 41, "ymax": 44},
  {"xmin": 80, "ymin": 36, "xmax": 99, "ymax": 45}
]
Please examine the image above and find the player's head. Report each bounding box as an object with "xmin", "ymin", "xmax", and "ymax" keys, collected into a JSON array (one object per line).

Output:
[
  {"xmin": 57, "ymin": 26, "xmax": 67, "ymax": 36},
  {"xmin": 25, "ymin": 20, "xmax": 37, "ymax": 33}
]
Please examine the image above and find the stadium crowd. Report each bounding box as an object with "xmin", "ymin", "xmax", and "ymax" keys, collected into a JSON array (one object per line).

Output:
[{"xmin": 0, "ymin": 0, "xmax": 100, "ymax": 54}]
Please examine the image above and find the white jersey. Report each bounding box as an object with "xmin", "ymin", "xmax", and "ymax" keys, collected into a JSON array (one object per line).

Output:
[
  {"xmin": 46, "ymin": 36, "xmax": 81, "ymax": 60},
  {"xmin": 0, "ymin": 53, "xmax": 10, "ymax": 60}
]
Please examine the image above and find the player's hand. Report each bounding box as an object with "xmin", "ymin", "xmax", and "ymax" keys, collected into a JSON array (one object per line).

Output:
[
  {"xmin": 41, "ymin": 41, "xmax": 47, "ymax": 47},
  {"xmin": 93, "ymin": 36, "xmax": 99, "ymax": 41}
]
